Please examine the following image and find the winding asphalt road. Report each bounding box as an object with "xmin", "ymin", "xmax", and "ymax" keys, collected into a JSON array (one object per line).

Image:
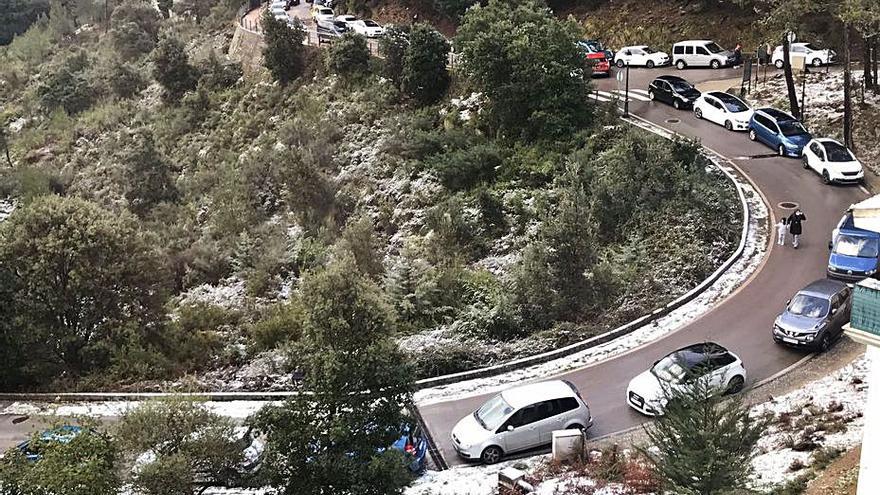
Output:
[{"xmin": 418, "ymin": 65, "xmax": 870, "ymax": 467}]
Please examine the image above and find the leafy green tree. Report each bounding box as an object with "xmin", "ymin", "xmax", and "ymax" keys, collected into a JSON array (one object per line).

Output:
[
  {"xmin": 116, "ymin": 398, "xmax": 247, "ymax": 495},
  {"xmin": 378, "ymin": 24, "xmax": 409, "ymax": 85},
  {"xmin": 36, "ymin": 50, "xmax": 94, "ymax": 114},
  {"xmin": 0, "ymin": 0, "xmax": 50, "ymax": 45},
  {"xmin": 151, "ymin": 35, "xmax": 199, "ymax": 101},
  {"xmin": 47, "ymin": 0, "xmax": 75, "ymax": 40},
  {"xmin": 401, "ymin": 23, "xmax": 449, "ymax": 106},
  {"xmin": 0, "ymin": 196, "xmax": 168, "ymax": 381},
  {"xmin": 253, "ymin": 254, "xmax": 413, "ymax": 495},
  {"xmin": 117, "ymin": 129, "xmax": 177, "ymax": 216},
  {"xmin": 455, "ymin": 0, "xmax": 592, "ymax": 140},
  {"xmin": 172, "ymin": 0, "xmax": 214, "ymax": 24},
  {"xmin": 639, "ymin": 365, "xmax": 767, "ymax": 495},
  {"xmin": 262, "ymin": 12, "xmax": 307, "ymax": 84},
  {"xmin": 0, "ymin": 422, "xmax": 119, "ymax": 495},
  {"xmin": 105, "ymin": 62, "xmax": 147, "ymax": 99},
  {"xmin": 325, "ymin": 32, "xmax": 371, "ymax": 79},
  {"xmin": 109, "ymin": 1, "xmax": 161, "ymax": 60},
  {"xmin": 198, "ymin": 51, "xmax": 243, "ymax": 90}
]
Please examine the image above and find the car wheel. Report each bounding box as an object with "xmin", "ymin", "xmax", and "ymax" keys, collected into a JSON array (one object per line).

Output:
[
  {"xmin": 481, "ymin": 446, "xmax": 503, "ymax": 464},
  {"xmin": 710, "ymin": 59, "xmax": 721, "ymax": 69},
  {"xmin": 616, "ymin": 59, "xmax": 625, "ymax": 68},
  {"xmin": 819, "ymin": 333, "xmax": 832, "ymax": 352},
  {"xmin": 725, "ymin": 375, "xmax": 745, "ymax": 395},
  {"xmin": 568, "ymin": 423, "xmax": 585, "ymax": 432},
  {"xmin": 673, "ymin": 99, "xmax": 681, "ymax": 110},
  {"xmin": 694, "ymin": 107, "xmax": 702, "ymax": 119},
  {"xmin": 775, "ymin": 59, "xmax": 784, "ymax": 69},
  {"xmin": 812, "ymin": 58, "xmax": 823, "ymax": 67},
  {"xmin": 676, "ymin": 60, "xmax": 686, "ymax": 70},
  {"xmin": 778, "ymin": 144, "xmax": 786, "ymax": 157},
  {"xmin": 802, "ymin": 156, "xmax": 810, "ymax": 169},
  {"xmin": 724, "ymin": 120, "xmax": 733, "ymax": 130},
  {"xmin": 749, "ymin": 129, "xmax": 757, "ymax": 141},
  {"xmin": 648, "ymin": 90, "xmax": 655, "ymax": 101},
  {"xmin": 822, "ymin": 170, "xmax": 832, "ymax": 184},
  {"xmin": 646, "ymin": 60, "xmax": 655, "ymax": 69}
]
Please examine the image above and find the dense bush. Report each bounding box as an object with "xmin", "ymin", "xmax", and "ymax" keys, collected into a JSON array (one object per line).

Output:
[
  {"xmin": 36, "ymin": 50, "xmax": 94, "ymax": 114},
  {"xmin": 401, "ymin": 23, "xmax": 450, "ymax": 105},
  {"xmin": 109, "ymin": 1, "xmax": 161, "ymax": 60},
  {"xmin": 325, "ymin": 32, "xmax": 371, "ymax": 79},
  {"xmin": 151, "ymin": 35, "xmax": 199, "ymax": 101},
  {"xmin": 0, "ymin": 0, "xmax": 49, "ymax": 45},
  {"xmin": 378, "ymin": 24, "xmax": 409, "ymax": 85},
  {"xmin": 262, "ymin": 13, "xmax": 307, "ymax": 84},
  {"xmin": 118, "ymin": 128, "xmax": 178, "ymax": 215}
]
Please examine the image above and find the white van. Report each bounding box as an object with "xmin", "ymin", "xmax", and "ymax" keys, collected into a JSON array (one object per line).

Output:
[{"xmin": 672, "ymin": 40, "xmax": 735, "ymax": 70}]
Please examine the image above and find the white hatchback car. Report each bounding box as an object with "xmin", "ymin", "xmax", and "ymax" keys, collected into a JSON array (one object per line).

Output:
[
  {"xmin": 802, "ymin": 138, "xmax": 864, "ymax": 184},
  {"xmin": 626, "ymin": 343, "xmax": 747, "ymax": 416},
  {"xmin": 773, "ymin": 42, "xmax": 835, "ymax": 68},
  {"xmin": 351, "ymin": 19, "xmax": 385, "ymax": 38},
  {"xmin": 335, "ymin": 14, "xmax": 358, "ymax": 28},
  {"xmin": 614, "ymin": 45, "xmax": 670, "ymax": 68},
  {"xmin": 693, "ymin": 91, "xmax": 753, "ymax": 131},
  {"xmin": 451, "ymin": 380, "xmax": 593, "ymax": 464}
]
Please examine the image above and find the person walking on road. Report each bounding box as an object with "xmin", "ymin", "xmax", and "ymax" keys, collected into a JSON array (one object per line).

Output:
[
  {"xmin": 776, "ymin": 216, "xmax": 788, "ymax": 246},
  {"xmin": 733, "ymin": 43, "xmax": 743, "ymax": 67},
  {"xmin": 757, "ymin": 42, "xmax": 769, "ymax": 67},
  {"xmin": 787, "ymin": 208, "xmax": 807, "ymax": 249}
]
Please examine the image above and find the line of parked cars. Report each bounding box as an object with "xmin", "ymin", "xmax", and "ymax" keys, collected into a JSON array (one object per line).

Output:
[{"xmin": 309, "ymin": 4, "xmax": 386, "ymax": 39}]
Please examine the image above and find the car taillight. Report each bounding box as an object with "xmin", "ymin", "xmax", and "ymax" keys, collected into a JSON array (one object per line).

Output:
[{"xmin": 405, "ymin": 444, "xmax": 415, "ymax": 454}]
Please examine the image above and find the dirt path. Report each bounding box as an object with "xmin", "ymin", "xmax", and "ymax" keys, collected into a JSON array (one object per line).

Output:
[{"xmin": 805, "ymin": 445, "xmax": 861, "ymax": 495}]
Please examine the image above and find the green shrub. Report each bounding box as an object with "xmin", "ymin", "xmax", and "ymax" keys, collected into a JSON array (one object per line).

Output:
[
  {"xmin": 426, "ymin": 142, "xmax": 503, "ymax": 191},
  {"xmin": 151, "ymin": 35, "xmax": 199, "ymax": 101},
  {"xmin": 401, "ymin": 24, "xmax": 449, "ymax": 106},
  {"xmin": 36, "ymin": 50, "xmax": 95, "ymax": 114},
  {"xmin": 378, "ymin": 24, "xmax": 409, "ymax": 85},
  {"xmin": 325, "ymin": 32, "xmax": 371, "ymax": 79},
  {"xmin": 109, "ymin": 1, "xmax": 161, "ymax": 60},
  {"xmin": 249, "ymin": 299, "xmax": 305, "ymax": 351},
  {"xmin": 262, "ymin": 13, "xmax": 307, "ymax": 84}
]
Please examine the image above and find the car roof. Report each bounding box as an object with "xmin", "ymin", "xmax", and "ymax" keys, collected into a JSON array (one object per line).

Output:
[
  {"xmin": 656, "ymin": 75, "xmax": 687, "ymax": 83},
  {"xmin": 674, "ymin": 40, "xmax": 713, "ymax": 44},
  {"xmin": 798, "ymin": 278, "xmax": 847, "ymax": 298},
  {"xmin": 667, "ymin": 342, "xmax": 731, "ymax": 367},
  {"xmin": 501, "ymin": 380, "xmax": 576, "ymax": 409},
  {"xmin": 757, "ymin": 107, "xmax": 797, "ymax": 121}
]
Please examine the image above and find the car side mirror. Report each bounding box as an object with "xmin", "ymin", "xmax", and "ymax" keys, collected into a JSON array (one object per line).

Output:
[
  {"xmin": 506, "ymin": 425, "xmax": 515, "ymax": 432},
  {"xmin": 828, "ymin": 241, "xmax": 833, "ymax": 250},
  {"xmin": 786, "ymin": 299, "xmax": 791, "ymax": 306}
]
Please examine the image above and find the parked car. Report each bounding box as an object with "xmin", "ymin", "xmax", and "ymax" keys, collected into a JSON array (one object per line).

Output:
[
  {"xmin": 14, "ymin": 425, "xmax": 83, "ymax": 462},
  {"xmin": 828, "ymin": 211, "xmax": 880, "ymax": 282},
  {"xmin": 613, "ymin": 45, "xmax": 669, "ymax": 68},
  {"xmin": 310, "ymin": 5, "xmax": 335, "ymax": 25},
  {"xmin": 450, "ymin": 380, "xmax": 593, "ymax": 464},
  {"xmin": 773, "ymin": 279, "xmax": 851, "ymax": 351},
  {"xmin": 648, "ymin": 75, "xmax": 701, "ymax": 109},
  {"xmin": 335, "ymin": 14, "xmax": 358, "ymax": 27},
  {"xmin": 578, "ymin": 39, "xmax": 614, "ymax": 61},
  {"xmin": 391, "ymin": 423, "xmax": 428, "ymax": 473},
  {"xmin": 317, "ymin": 19, "xmax": 349, "ymax": 40},
  {"xmin": 586, "ymin": 52, "xmax": 611, "ymax": 77},
  {"xmin": 802, "ymin": 138, "xmax": 864, "ymax": 185},
  {"xmin": 773, "ymin": 42, "xmax": 836, "ymax": 68},
  {"xmin": 693, "ymin": 91, "xmax": 753, "ymax": 131},
  {"xmin": 626, "ymin": 343, "xmax": 747, "ymax": 416},
  {"xmin": 748, "ymin": 108, "xmax": 812, "ymax": 157},
  {"xmin": 672, "ymin": 40, "xmax": 735, "ymax": 69},
  {"xmin": 350, "ymin": 19, "xmax": 385, "ymax": 38}
]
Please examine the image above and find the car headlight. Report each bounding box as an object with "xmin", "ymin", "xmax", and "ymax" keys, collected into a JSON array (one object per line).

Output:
[
  {"xmin": 830, "ymin": 266, "xmax": 839, "ymax": 272},
  {"xmin": 804, "ymin": 334, "xmax": 815, "ymax": 341},
  {"xmin": 867, "ymin": 269, "xmax": 876, "ymax": 276}
]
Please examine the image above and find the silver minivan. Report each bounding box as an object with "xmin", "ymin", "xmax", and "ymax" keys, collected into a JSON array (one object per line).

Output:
[
  {"xmin": 450, "ymin": 380, "xmax": 593, "ymax": 464},
  {"xmin": 672, "ymin": 40, "xmax": 735, "ymax": 69}
]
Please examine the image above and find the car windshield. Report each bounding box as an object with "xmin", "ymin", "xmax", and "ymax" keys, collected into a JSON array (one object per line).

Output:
[
  {"xmin": 718, "ymin": 95, "xmax": 749, "ymax": 112},
  {"xmin": 788, "ymin": 294, "xmax": 830, "ymax": 318},
  {"xmin": 474, "ymin": 395, "xmax": 514, "ymax": 431},
  {"xmin": 824, "ymin": 142, "xmax": 855, "ymax": 162},
  {"xmin": 320, "ymin": 8, "xmax": 332, "ymax": 14},
  {"xmin": 642, "ymin": 46, "xmax": 655, "ymax": 54},
  {"xmin": 364, "ymin": 20, "xmax": 379, "ymax": 26},
  {"xmin": 804, "ymin": 43, "xmax": 819, "ymax": 50},
  {"xmin": 670, "ymin": 80, "xmax": 693, "ymax": 92},
  {"xmin": 706, "ymin": 42, "xmax": 724, "ymax": 53},
  {"xmin": 835, "ymin": 234, "xmax": 880, "ymax": 258},
  {"xmin": 779, "ymin": 120, "xmax": 808, "ymax": 136},
  {"xmin": 651, "ymin": 354, "xmax": 689, "ymax": 383}
]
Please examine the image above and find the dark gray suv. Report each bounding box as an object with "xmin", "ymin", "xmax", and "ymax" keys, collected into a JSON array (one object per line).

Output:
[{"xmin": 772, "ymin": 279, "xmax": 851, "ymax": 351}]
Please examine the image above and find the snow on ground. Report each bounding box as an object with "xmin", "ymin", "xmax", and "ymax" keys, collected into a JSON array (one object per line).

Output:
[
  {"xmin": 0, "ymin": 199, "xmax": 14, "ymax": 222},
  {"xmin": 413, "ymin": 173, "xmax": 768, "ymax": 406},
  {"xmin": 0, "ymin": 400, "xmax": 280, "ymax": 420},
  {"xmin": 176, "ymin": 277, "xmax": 247, "ymax": 310},
  {"xmin": 749, "ymin": 354, "xmax": 869, "ymax": 489}
]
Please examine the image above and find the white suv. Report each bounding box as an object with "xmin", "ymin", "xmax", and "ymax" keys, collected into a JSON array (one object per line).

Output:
[
  {"xmin": 450, "ymin": 380, "xmax": 593, "ymax": 464},
  {"xmin": 672, "ymin": 40, "xmax": 734, "ymax": 69},
  {"xmin": 773, "ymin": 43, "xmax": 835, "ymax": 68}
]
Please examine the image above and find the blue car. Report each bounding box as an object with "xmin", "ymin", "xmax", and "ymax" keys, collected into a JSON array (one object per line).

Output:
[
  {"xmin": 16, "ymin": 425, "xmax": 83, "ymax": 462},
  {"xmin": 748, "ymin": 108, "xmax": 812, "ymax": 157},
  {"xmin": 828, "ymin": 212, "xmax": 880, "ymax": 282},
  {"xmin": 391, "ymin": 424, "xmax": 428, "ymax": 473}
]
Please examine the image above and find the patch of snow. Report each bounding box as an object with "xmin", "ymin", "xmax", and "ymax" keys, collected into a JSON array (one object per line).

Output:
[
  {"xmin": 0, "ymin": 400, "xmax": 280, "ymax": 420},
  {"xmin": 414, "ymin": 174, "xmax": 768, "ymax": 406},
  {"xmin": 177, "ymin": 277, "xmax": 247, "ymax": 310},
  {"xmin": 0, "ymin": 199, "xmax": 15, "ymax": 222},
  {"xmin": 8, "ymin": 117, "xmax": 28, "ymax": 134}
]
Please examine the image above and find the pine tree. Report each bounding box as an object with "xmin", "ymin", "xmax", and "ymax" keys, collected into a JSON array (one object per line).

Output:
[{"xmin": 639, "ymin": 364, "xmax": 767, "ymax": 495}]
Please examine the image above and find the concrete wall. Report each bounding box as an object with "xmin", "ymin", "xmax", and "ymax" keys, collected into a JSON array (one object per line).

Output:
[{"xmin": 228, "ymin": 23, "xmax": 266, "ymax": 78}]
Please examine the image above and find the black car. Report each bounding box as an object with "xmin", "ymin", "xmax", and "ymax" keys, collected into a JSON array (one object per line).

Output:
[{"xmin": 648, "ymin": 75, "xmax": 701, "ymax": 110}]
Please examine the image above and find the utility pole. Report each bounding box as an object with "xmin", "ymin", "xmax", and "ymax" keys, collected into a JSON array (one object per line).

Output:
[
  {"xmin": 624, "ymin": 60, "xmax": 630, "ymax": 117},
  {"xmin": 844, "ymin": 23, "xmax": 854, "ymax": 150},
  {"xmin": 801, "ymin": 69, "xmax": 807, "ymax": 123}
]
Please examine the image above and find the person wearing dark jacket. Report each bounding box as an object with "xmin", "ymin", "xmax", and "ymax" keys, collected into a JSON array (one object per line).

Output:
[
  {"xmin": 787, "ymin": 209, "xmax": 807, "ymax": 249},
  {"xmin": 757, "ymin": 43, "xmax": 769, "ymax": 66}
]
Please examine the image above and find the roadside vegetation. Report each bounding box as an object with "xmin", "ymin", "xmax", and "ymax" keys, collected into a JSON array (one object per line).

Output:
[{"xmin": 0, "ymin": 0, "xmax": 738, "ymax": 393}]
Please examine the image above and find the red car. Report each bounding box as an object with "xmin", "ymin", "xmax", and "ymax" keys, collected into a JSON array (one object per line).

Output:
[{"xmin": 585, "ymin": 51, "xmax": 611, "ymax": 77}]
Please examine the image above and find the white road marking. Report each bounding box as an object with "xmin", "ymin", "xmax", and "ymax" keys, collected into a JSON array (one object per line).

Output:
[
  {"xmin": 590, "ymin": 93, "xmax": 611, "ymax": 102},
  {"xmin": 612, "ymin": 90, "xmax": 651, "ymax": 102},
  {"xmin": 629, "ymin": 88, "xmax": 651, "ymax": 97}
]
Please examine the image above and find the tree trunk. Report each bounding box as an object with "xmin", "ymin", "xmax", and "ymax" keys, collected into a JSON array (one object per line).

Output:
[
  {"xmin": 844, "ymin": 24, "xmax": 854, "ymax": 150},
  {"xmin": 782, "ymin": 33, "xmax": 801, "ymax": 118},
  {"xmin": 873, "ymin": 37, "xmax": 879, "ymax": 94},
  {"xmin": 865, "ymin": 36, "xmax": 873, "ymax": 91}
]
